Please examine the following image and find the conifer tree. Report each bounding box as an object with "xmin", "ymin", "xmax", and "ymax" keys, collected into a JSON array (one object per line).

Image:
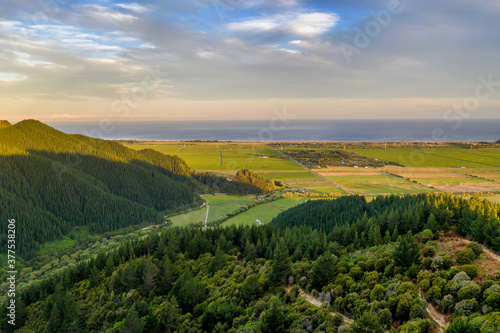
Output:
[
  {"xmin": 393, "ymin": 231, "xmax": 421, "ymax": 269},
  {"xmin": 269, "ymin": 238, "xmax": 292, "ymax": 286}
]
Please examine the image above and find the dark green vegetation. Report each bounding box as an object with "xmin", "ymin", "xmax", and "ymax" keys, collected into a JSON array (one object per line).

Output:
[
  {"xmin": 278, "ymin": 147, "xmax": 399, "ymax": 168},
  {"xmin": 4, "ymin": 193, "xmax": 500, "ymax": 332},
  {"xmin": 195, "ymin": 168, "xmax": 282, "ymax": 194},
  {"xmin": 0, "ymin": 120, "xmax": 200, "ymax": 256},
  {"xmin": 0, "ymin": 121, "xmax": 279, "ymax": 257},
  {"xmin": 272, "ymin": 194, "xmax": 500, "ymax": 252}
]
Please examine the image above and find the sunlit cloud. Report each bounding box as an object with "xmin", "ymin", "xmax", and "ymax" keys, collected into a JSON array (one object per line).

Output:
[{"xmin": 228, "ymin": 12, "xmax": 339, "ymax": 37}]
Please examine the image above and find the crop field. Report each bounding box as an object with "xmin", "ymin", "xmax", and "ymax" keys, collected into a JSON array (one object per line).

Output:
[
  {"xmin": 221, "ymin": 197, "xmax": 312, "ymax": 227},
  {"xmin": 308, "ymin": 187, "xmax": 346, "ymax": 194},
  {"xmin": 383, "ymin": 167, "xmax": 500, "ymax": 193},
  {"xmin": 323, "ymin": 173, "xmax": 435, "ymax": 194},
  {"xmin": 168, "ymin": 194, "xmax": 255, "ymax": 227},
  {"xmin": 255, "ymin": 171, "xmax": 317, "ymax": 179},
  {"xmin": 127, "ymin": 142, "xmax": 302, "ymax": 171},
  {"xmin": 126, "ymin": 142, "xmax": 500, "ymax": 195},
  {"xmin": 346, "ymin": 148, "xmax": 500, "ymax": 168},
  {"xmin": 411, "ymin": 177, "xmax": 490, "ymax": 185}
]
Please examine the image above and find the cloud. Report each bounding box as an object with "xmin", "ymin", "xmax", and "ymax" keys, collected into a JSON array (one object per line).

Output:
[
  {"xmin": 228, "ymin": 12, "xmax": 339, "ymax": 37},
  {"xmin": 115, "ymin": 3, "xmax": 152, "ymax": 14},
  {"xmin": 82, "ymin": 5, "xmax": 138, "ymax": 24}
]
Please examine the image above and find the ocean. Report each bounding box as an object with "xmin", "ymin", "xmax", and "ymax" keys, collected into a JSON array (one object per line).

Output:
[{"xmin": 48, "ymin": 119, "xmax": 500, "ymax": 142}]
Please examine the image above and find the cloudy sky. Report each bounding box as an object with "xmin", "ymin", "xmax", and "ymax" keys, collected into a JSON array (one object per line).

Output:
[{"xmin": 1, "ymin": 0, "xmax": 499, "ymax": 121}]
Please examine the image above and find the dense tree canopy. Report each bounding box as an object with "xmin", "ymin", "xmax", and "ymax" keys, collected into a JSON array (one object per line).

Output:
[{"xmin": 0, "ymin": 120, "xmax": 200, "ymax": 256}]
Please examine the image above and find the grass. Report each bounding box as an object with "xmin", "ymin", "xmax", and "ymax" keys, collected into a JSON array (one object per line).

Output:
[
  {"xmin": 127, "ymin": 143, "xmax": 304, "ymax": 171},
  {"xmin": 347, "ymin": 148, "xmax": 500, "ymax": 168},
  {"xmin": 221, "ymin": 197, "xmax": 311, "ymax": 227},
  {"xmin": 256, "ymin": 171, "xmax": 317, "ymax": 179},
  {"xmin": 411, "ymin": 177, "xmax": 491, "ymax": 185},
  {"xmin": 168, "ymin": 194, "xmax": 256, "ymax": 227},
  {"xmin": 325, "ymin": 174, "xmax": 435, "ymax": 194},
  {"xmin": 308, "ymin": 187, "xmax": 346, "ymax": 194}
]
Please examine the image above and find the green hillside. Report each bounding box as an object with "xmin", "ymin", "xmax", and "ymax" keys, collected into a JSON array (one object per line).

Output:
[
  {"xmin": 0, "ymin": 120, "xmax": 200, "ymax": 256},
  {"xmin": 5, "ymin": 193, "xmax": 500, "ymax": 332}
]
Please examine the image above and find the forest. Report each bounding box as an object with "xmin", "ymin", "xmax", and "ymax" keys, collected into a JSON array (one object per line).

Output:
[
  {"xmin": 2, "ymin": 193, "xmax": 499, "ymax": 332},
  {"xmin": 195, "ymin": 168, "xmax": 282, "ymax": 195},
  {"xmin": 0, "ymin": 121, "xmax": 289, "ymax": 257},
  {"xmin": 0, "ymin": 120, "xmax": 203, "ymax": 256}
]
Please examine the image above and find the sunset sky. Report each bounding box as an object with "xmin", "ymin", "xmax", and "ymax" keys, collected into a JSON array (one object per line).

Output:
[{"xmin": 1, "ymin": 0, "xmax": 499, "ymax": 122}]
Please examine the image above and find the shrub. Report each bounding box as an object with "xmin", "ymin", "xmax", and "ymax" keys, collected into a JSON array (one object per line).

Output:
[
  {"xmin": 422, "ymin": 258, "xmax": 432, "ymax": 270},
  {"xmin": 440, "ymin": 294, "xmax": 455, "ymax": 313},
  {"xmin": 444, "ymin": 281, "xmax": 461, "ymax": 297},
  {"xmin": 375, "ymin": 256, "xmax": 391, "ymax": 273},
  {"xmin": 446, "ymin": 317, "xmax": 481, "ymax": 333},
  {"xmin": 481, "ymin": 280, "xmax": 495, "ymax": 294},
  {"xmin": 486, "ymin": 293, "xmax": 500, "ymax": 308},
  {"xmin": 417, "ymin": 229, "xmax": 434, "ymax": 244},
  {"xmin": 467, "ymin": 242, "xmax": 483, "ymax": 257},
  {"xmin": 457, "ymin": 283, "xmax": 481, "ymax": 301},
  {"xmin": 384, "ymin": 264, "xmax": 395, "ymax": 277},
  {"xmin": 431, "ymin": 254, "xmax": 452, "ymax": 271},
  {"xmin": 483, "ymin": 284, "xmax": 500, "ymax": 299},
  {"xmin": 420, "ymin": 279, "xmax": 431, "ymax": 292},
  {"xmin": 426, "ymin": 286, "xmax": 442, "ymax": 302},
  {"xmin": 455, "ymin": 298, "xmax": 479, "ymax": 316},
  {"xmin": 397, "ymin": 282, "xmax": 415, "ymax": 295},
  {"xmin": 379, "ymin": 308, "xmax": 392, "ymax": 328},
  {"xmin": 370, "ymin": 284, "xmax": 386, "ymax": 301},
  {"xmin": 456, "ymin": 248, "xmax": 475, "ymax": 265},
  {"xmin": 458, "ymin": 265, "xmax": 478, "ymax": 279},
  {"xmin": 396, "ymin": 293, "xmax": 416, "ymax": 321},
  {"xmin": 349, "ymin": 266, "xmax": 364, "ymax": 280},
  {"xmin": 396, "ymin": 318, "xmax": 431, "ymax": 333},
  {"xmin": 452, "ymin": 272, "xmax": 471, "ymax": 287},
  {"xmin": 410, "ymin": 303, "xmax": 426, "ymax": 319},
  {"xmin": 422, "ymin": 246, "xmax": 436, "ymax": 258}
]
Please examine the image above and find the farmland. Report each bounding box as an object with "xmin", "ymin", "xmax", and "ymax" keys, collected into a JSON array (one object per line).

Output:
[
  {"xmin": 126, "ymin": 142, "xmax": 301, "ymax": 172},
  {"xmin": 168, "ymin": 194, "xmax": 255, "ymax": 227},
  {"xmin": 323, "ymin": 173, "xmax": 435, "ymax": 194},
  {"xmin": 220, "ymin": 197, "xmax": 311, "ymax": 227},
  {"xmin": 347, "ymin": 148, "xmax": 500, "ymax": 169},
  {"xmin": 126, "ymin": 141, "xmax": 500, "ymax": 196}
]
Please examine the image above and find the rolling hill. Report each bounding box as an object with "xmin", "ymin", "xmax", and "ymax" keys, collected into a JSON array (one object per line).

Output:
[{"xmin": 0, "ymin": 120, "xmax": 200, "ymax": 256}]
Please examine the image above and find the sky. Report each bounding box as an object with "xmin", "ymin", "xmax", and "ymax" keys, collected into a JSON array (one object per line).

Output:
[{"xmin": 0, "ymin": 0, "xmax": 499, "ymax": 122}]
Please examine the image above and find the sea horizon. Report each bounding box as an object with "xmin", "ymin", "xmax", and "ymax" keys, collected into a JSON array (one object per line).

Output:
[{"xmin": 46, "ymin": 119, "xmax": 500, "ymax": 142}]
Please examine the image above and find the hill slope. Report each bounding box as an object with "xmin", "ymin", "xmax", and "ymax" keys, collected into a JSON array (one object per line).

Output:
[{"xmin": 0, "ymin": 120, "xmax": 200, "ymax": 256}]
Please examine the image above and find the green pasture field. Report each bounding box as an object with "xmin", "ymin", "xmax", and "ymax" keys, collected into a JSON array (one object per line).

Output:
[
  {"xmin": 325, "ymin": 174, "xmax": 435, "ymax": 194},
  {"xmin": 308, "ymin": 187, "xmax": 346, "ymax": 194},
  {"xmin": 411, "ymin": 177, "xmax": 492, "ymax": 185},
  {"xmin": 256, "ymin": 171, "xmax": 317, "ymax": 179},
  {"xmin": 256, "ymin": 171, "xmax": 346, "ymax": 192},
  {"xmin": 168, "ymin": 194, "xmax": 256, "ymax": 227},
  {"xmin": 346, "ymin": 148, "xmax": 500, "ymax": 168},
  {"xmin": 221, "ymin": 197, "xmax": 312, "ymax": 227},
  {"xmin": 127, "ymin": 143, "xmax": 303, "ymax": 171}
]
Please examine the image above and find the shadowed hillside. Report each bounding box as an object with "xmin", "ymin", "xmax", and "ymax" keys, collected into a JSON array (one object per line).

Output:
[{"xmin": 0, "ymin": 120, "xmax": 200, "ymax": 256}]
